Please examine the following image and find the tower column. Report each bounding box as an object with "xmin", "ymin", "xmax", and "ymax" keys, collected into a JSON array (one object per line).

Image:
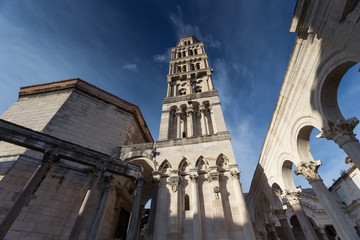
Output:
[
  {"xmin": 209, "ymin": 107, "xmax": 217, "ymax": 134},
  {"xmin": 167, "ymin": 171, "xmax": 181, "ymax": 239},
  {"xmin": 200, "ymin": 107, "xmax": 207, "ymax": 135},
  {"xmin": 176, "ymin": 110, "xmax": 181, "ymax": 138},
  {"xmin": 207, "ymin": 168, "xmax": 229, "ymax": 239},
  {"xmin": 189, "ymin": 170, "xmax": 203, "ymax": 240},
  {"xmin": 229, "ymin": 166, "xmax": 256, "ymax": 239},
  {"xmin": 187, "ymin": 108, "xmax": 194, "ymax": 137},
  {"xmin": 295, "ymin": 160, "xmax": 360, "ymax": 240}
]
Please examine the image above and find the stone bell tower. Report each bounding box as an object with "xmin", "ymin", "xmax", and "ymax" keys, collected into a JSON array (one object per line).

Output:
[{"xmin": 152, "ymin": 36, "xmax": 255, "ymax": 240}]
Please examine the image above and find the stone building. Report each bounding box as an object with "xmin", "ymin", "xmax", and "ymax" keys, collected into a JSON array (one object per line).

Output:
[
  {"xmin": 0, "ymin": 36, "xmax": 255, "ymax": 239},
  {"xmin": 247, "ymin": 0, "xmax": 360, "ymax": 239}
]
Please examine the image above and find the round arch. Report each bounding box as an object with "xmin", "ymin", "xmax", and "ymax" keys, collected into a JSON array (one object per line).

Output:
[{"xmin": 313, "ymin": 54, "xmax": 360, "ymax": 122}]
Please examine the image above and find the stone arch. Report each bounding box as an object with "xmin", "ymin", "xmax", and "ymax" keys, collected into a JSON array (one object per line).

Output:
[
  {"xmin": 216, "ymin": 153, "xmax": 230, "ymax": 170},
  {"xmin": 281, "ymin": 159, "xmax": 297, "ymax": 191},
  {"xmin": 159, "ymin": 159, "xmax": 172, "ymax": 175},
  {"xmin": 313, "ymin": 54, "xmax": 360, "ymax": 122},
  {"xmin": 196, "ymin": 156, "xmax": 209, "ymax": 172},
  {"xmin": 178, "ymin": 157, "xmax": 191, "ymax": 174},
  {"xmin": 271, "ymin": 182, "xmax": 284, "ymax": 208}
]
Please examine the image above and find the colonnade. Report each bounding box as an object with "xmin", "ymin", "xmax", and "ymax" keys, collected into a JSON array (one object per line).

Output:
[
  {"xmin": 148, "ymin": 163, "xmax": 254, "ymax": 240},
  {"xmin": 166, "ymin": 75, "xmax": 213, "ymax": 97},
  {"xmin": 168, "ymin": 102, "xmax": 217, "ymax": 139}
]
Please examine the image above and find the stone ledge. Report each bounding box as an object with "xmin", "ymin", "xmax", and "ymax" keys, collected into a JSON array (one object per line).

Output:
[
  {"xmin": 163, "ymin": 90, "xmax": 219, "ymax": 104},
  {"xmin": 156, "ymin": 131, "xmax": 231, "ymax": 148}
]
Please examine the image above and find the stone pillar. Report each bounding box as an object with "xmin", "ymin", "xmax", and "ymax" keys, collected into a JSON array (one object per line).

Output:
[
  {"xmin": 295, "ymin": 160, "xmax": 360, "ymax": 240},
  {"xmin": 209, "ymin": 107, "xmax": 217, "ymax": 134},
  {"xmin": 69, "ymin": 167, "xmax": 104, "ymax": 240},
  {"xmin": 167, "ymin": 172, "xmax": 181, "ymax": 240},
  {"xmin": 319, "ymin": 117, "xmax": 360, "ymax": 170},
  {"xmin": 273, "ymin": 209, "xmax": 295, "ymax": 240},
  {"xmin": 187, "ymin": 108, "xmax": 193, "ymax": 137},
  {"xmin": 89, "ymin": 176, "xmax": 115, "ymax": 240},
  {"xmin": 283, "ymin": 190, "xmax": 318, "ymax": 240},
  {"xmin": 0, "ymin": 150, "xmax": 60, "ymax": 239},
  {"xmin": 318, "ymin": 226, "xmax": 329, "ymax": 240},
  {"xmin": 189, "ymin": 170, "xmax": 203, "ymax": 240},
  {"xmin": 176, "ymin": 111, "xmax": 181, "ymax": 138},
  {"xmin": 146, "ymin": 173, "xmax": 160, "ymax": 240},
  {"xmin": 167, "ymin": 82, "xmax": 171, "ymax": 97},
  {"xmin": 207, "ymin": 167, "xmax": 229, "ymax": 239},
  {"xmin": 200, "ymin": 108, "xmax": 207, "ymax": 135},
  {"xmin": 126, "ymin": 177, "xmax": 145, "ymax": 240},
  {"xmin": 265, "ymin": 223, "xmax": 278, "ymax": 240},
  {"xmin": 229, "ymin": 166, "xmax": 256, "ymax": 239}
]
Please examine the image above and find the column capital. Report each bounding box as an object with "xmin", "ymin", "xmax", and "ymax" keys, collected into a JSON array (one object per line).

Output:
[
  {"xmin": 318, "ymin": 117, "xmax": 359, "ymax": 147},
  {"xmin": 282, "ymin": 190, "xmax": 301, "ymax": 205},
  {"xmin": 230, "ymin": 168, "xmax": 241, "ymax": 179},
  {"xmin": 167, "ymin": 175, "xmax": 181, "ymax": 192},
  {"xmin": 294, "ymin": 160, "xmax": 322, "ymax": 183},
  {"xmin": 272, "ymin": 209, "xmax": 288, "ymax": 220},
  {"xmin": 207, "ymin": 172, "xmax": 220, "ymax": 182},
  {"xmin": 189, "ymin": 173, "xmax": 199, "ymax": 183}
]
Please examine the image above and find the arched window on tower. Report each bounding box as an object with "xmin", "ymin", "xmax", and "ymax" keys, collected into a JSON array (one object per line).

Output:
[
  {"xmin": 190, "ymin": 64, "xmax": 195, "ymax": 71},
  {"xmin": 168, "ymin": 107, "xmax": 178, "ymax": 139},
  {"xmin": 194, "ymin": 49, "xmax": 198, "ymax": 55},
  {"xmin": 177, "ymin": 52, "xmax": 181, "ymax": 58},
  {"xmin": 184, "ymin": 195, "xmax": 190, "ymax": 211},
  {"xmin": 177, "ymin": 66, "xmax": 181, "ymax": 73},
  {"xmin": 194, "ymin": 86, "xmax": 202, "ymax": 93},
  {"xmin": 178, "ymin": 89, "xmax": 187, "ymax": 96},
  {"xmin": 187, "ymin": 41, "xmax": 191, "ymax": 45},
  {"xmin": 196, "ymin": 63, "xmax": 200, "ymax": 69},
  {"xmin": 189, "ymin": 50, "xmax": 193, "ymax": 56},
  {"xmin": 182, "ymin": 65, "xmax": 187, "ymax": 72},
  {"xmin": 182, "ymin": 52, "xmax": 186, "ymax": 57}
]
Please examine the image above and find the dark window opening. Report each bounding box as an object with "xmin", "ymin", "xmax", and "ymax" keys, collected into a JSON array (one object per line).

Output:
[{"xmin": 185, "ymin": 195, "xmax": 190, "ymax": 210}]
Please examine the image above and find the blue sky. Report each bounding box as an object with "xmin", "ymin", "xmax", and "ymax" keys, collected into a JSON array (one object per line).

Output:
[{"xmin": 0, "ymin": 0, "xmax": 358, "ymax": 192}]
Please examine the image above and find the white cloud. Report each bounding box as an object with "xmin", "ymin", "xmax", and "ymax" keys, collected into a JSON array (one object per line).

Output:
[
  {"xmin": 169, "ymin": 6, "xmax": 221, "ymax": 48},
  {"xmin": 122, "ymin": 63, "xmax": 137, "ymax": 71},
  {"xmin": 153, "ymin": 48, "xmax": 171, "ymax": 63}
]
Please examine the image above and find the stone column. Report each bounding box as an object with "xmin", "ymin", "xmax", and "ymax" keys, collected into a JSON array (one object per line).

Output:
[
  {"xmin": 295, "ymin": 160, "xmax": 360, "ymax": 240},
  {"xmin": 167, "ymin": 172, "xmax": 181, "ymax": 239},
  {"xmin": 229, "ymin": 166, "xmax": 256, "ymax": 239},
  {"xmin": 283, "ymin": 190, "xmax": 318, "ymax": 240},
  {"xmin": 189, "ymin": 170, "xmax": 203, "ymax": 240},
  {"xmin": 167, "ymin": 82, "xmax": 171, "ymax": 97},
  {"xmin": 126, "ymin": 177, "xmax": 145, "ymax": 240},
  {"xmin": 209, "ymin": 107, "xmax": 217, "ymax": 134},
  {"xmin": 69, "ymin": 167, "xmax": 104, "ymax": 240},
  {"xmin": 187, "ymin": 108, "xmax": 193, "ymax": 137},
  {"xmin": 0, "ymin": 150, "xmax": 60, "ymax": 239},
  {"xmin": 318, "ymin": 226, "xmax": 329, "ymax": 240},
  {"xmin": 146, "ymin": 173, "xmax": 160, "ymax": 240},
  {"xmin": 265, "ymin": 223, "xmax": 278, "ymax": 240},
  {"xmin": 200, "ymin": 108, "xmax": 207, "ymax": 135},
  {"xmin": 207, "ymin": 167, "xmax": 229, "ymax": 239},
  {"xmin": 89, "ymin": 176, "xmax": 115, "ymax": 240},
  {"xmin": 273, "ymin": 209, "xmax": 295, "ymax": 240},
  {"xmin": 319, "ymin": 117, "xmax": 360, "ymax": 170},
  {"xmin": 176, "ymin": 111, "xmax": 181, "ymax": 138}
]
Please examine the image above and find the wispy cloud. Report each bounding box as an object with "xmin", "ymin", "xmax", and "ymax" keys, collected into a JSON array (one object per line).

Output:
[
  {"xmin": 169, "ymin": 6, "xmax": 221, "ymax": 48},
  {"xmin": 153, "ymin": 48, "xmax": 171, "ymax": 63},
  {"xmin": 122, "ymin": 63, "xmax": 137, "ymax": 71}
]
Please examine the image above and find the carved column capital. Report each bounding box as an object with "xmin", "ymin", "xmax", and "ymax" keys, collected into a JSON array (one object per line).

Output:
[
  {"xmin": 272, "ymin": 209, "xmax": 287, "ymax": 220},
  {"xmin": 282, "ymin": 190, "xmax": 301, "ymax": 205},
  {"xmin": 318, "ymin": 117, "xmax": 359, "ymax": 147},
  {"xmin": 230, "ymin": 168, "xmax": 241, "ymax": 179},
  {"xmin": 294, "ymin": 160, "xmax": 322, "ymax": 183},
  {"xmin": 207, "ymin": 172, "xmax": 220, "ymax": 182},
  {"xmin": 189, "ymin": 173, "xmax": 199, "ymax": 183},
  {"xmin": 167, "ymin": 175, "xmax": 181, "ymax": 192}
]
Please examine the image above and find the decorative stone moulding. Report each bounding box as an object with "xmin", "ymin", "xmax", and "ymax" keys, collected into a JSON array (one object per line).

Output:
[
  {"xmin": 294, "ymin": 160, "xmax": 322, "ymax": 183},
  {"xmin": 317, "ymin": 117, "xmax": 359, "ymax": 147}
]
